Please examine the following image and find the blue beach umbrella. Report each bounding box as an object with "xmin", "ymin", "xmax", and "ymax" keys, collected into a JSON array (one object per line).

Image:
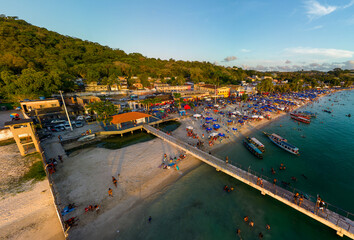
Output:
[
  {"xmin": 227, "ymin": 120, "xmax": 232, "ymax": 123},
  {"xmin": 232, "ymin": 128, "xmax": 238, "ymax": 131},
  {"xmin": 238, "ymin": 120, "xmax": 244, "ymax": 123},
  {"xmin": 213, "ymin": 124, "xmax": 220, "ymax": 129},
  {"xmin": 212, "ymin": 119, "xmax": 217, "ymax": 122},
  {"xmin": 205, "ymin": 121, "xmax": 210, "ymax": 124},
  {"xmin": 218, "ymin": 133, "xmax": 225, "ymax": 137},
  {"xmin": 206, "ymin": 127, "xmax": 212, "ymax": 131},
  {"xmin": 206, "ymin": 117, "xmax": 213, "ymax": 120}
]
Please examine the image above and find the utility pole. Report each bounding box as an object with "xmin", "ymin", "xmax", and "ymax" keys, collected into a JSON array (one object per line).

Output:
[{"xmin": 59, "ymin": 90, "xmax": 73, "ymax": 131}]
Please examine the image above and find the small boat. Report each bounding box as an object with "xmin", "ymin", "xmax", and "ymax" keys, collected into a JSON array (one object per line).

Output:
[
  {"xmin": 263, "ymin": 132, "xmax": 299, "ymax": 155},
  {"xmin": 290, "ymin": 113, "xmax": 311, "ymax": 124},
  {"xmin": 246, "ymin": 137, "xmax": 265, "ymax": 152},
  {"xmin": 243, "ymin": 140, "xmax": 263, "ymax": 159},
  {"xmin": 78, "ymin": 134, "xmax": 95, "ymax": 142},
  {"xmin": 295, "ymin": 111, "xmax": 317, "ymax": 118},
  {"xmin": 323, "ymin": 109, "xmax": 332, "ymax": 113}
]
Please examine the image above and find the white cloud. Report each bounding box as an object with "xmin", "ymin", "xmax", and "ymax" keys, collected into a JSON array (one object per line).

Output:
[
  {"xmin": 241, "ymin": 49, "xmax": 251, "ymax": 53},
  {"xmin": 307, "ymin": 25, "xmax": 323, "ymax": 31},
  {"xmin": 304, "ymin": 0, "xmax": 337, "ymax": 19},
  {"xmin": 285, "ymin": 47, "xmax": 354, "ymax": 58},
  {"xmin": 285, "ymin": 60, "xmax": 292, "ymax": 64},
  {"xmin": 223, "ymin": 56, "xmax": 237, "ymax": 62},
  {"xmin": 343, "ymin": 60, "xmax": 354, "ymax": 69},
  {"xmin": 343, "ymin": 0, "xmax": 354, "ymax": 8}
]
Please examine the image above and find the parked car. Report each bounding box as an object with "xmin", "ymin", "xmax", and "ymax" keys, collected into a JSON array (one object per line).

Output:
[
  {"xmin": 51, "ymin": 124, "xmax": 65, "ymax": 132},
  {"xmin": 75, "ymin": 121, "xmax": 84, "ymax": 128},
  {"xmin": 51, "ymin": 119, "xmax": 66, "ymax": 125},
  {"xmin": 76, "ymin": 115, "xmax": 84, "ymax": 121}
]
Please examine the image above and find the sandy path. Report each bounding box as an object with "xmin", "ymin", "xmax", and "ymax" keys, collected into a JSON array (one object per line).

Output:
[{"xmin": 0, "ymin": 180, "xmax": 64, "ymax": 240}]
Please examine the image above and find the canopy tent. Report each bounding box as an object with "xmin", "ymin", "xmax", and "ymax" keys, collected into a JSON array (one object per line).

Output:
[
  {"xmin": 186, "ymin": 126, "xmax": 193, "ymax": 130},
  {"xmin": 193, "ymin": 114, "xmax": 202, "ymax": 118},
  {"xmin": 184, "ymin": 105, "xmax": 191, "ymax": 110}
]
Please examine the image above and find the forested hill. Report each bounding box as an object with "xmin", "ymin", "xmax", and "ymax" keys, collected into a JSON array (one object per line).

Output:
[{"xmin": 0, "ymin": 16, "xmax": 251, "ymax": 101}]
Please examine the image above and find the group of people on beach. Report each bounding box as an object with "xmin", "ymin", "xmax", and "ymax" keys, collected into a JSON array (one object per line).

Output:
[
  {"xmin": 160, "ymin": 153, "xmax": 186, "ymax": 170},
  {"xmin": 46, "ymin": 155, "xmax": 63, "ymax": 174}
]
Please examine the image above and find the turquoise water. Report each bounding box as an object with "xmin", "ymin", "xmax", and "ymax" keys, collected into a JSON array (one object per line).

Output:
[{"xmin": 118, "ymin": 90, "xmax": 354, "ymax": 240}]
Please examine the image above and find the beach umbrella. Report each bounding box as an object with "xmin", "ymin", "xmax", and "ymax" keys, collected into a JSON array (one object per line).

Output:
[
  {"xmin": 214, "ymin": 104, "xmax": 219, "ymax": 107},
  {"xmin": 210, "ymin": 132, "xmax": 218, "ymax": 137},
  {"xmin": 212, "ymin": 119, "xmax": 217, "ymax": 122},
  {"xmin": 213, "ymin": 124, "xmax": 220, "ymax": 129},
  {"xmin": 206, "ymin": 117, "xmax": 213, "ymax": 120},
  {"xmin": 231, "ymin": 115, "xmax": 236, "ymax": 118},
  {"xmin": 232, "ymin": 128, "xmax": 238, "ymax": 131},
  {"xmin": 206, "ymin": 127, "xmax": 212, "ymax": 131},
  {"xmin": 218, "ymin": 133, "xmax": 225, "ymax": 137},
  {"xmin": 193, "ymin": 114, "xmax": 202, "ymax": 118},
  {"xmin": 238, "ymin": 120, "xmax": 244, "ymax": 123},
  {"xmin": 227, "ymin": 120, "xmax": 232, "ymax": 123},
  {"xmin": 186, "ymin": 126, "xmax": 193, "ymax": 130},
  {"xmin": 10, "ymin": 113, "xmax": 19, "ymax": 118},
  {"xmin": 205, "ymin": 121, "xmax": 211, "ymax": 124},
  {"xmin": 184, "ymin": 105, "xmax": 191, "ymax": 110}
]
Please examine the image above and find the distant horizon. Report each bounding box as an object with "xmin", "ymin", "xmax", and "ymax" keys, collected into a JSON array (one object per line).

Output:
[{"xmin": 1, "ymin": 0, "xmax": 353, "ymax": 72}]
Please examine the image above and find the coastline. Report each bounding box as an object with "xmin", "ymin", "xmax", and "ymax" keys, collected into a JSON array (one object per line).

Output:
[{"xmin": 49, "ymin": 89, "xmax": 340, "ymax": 239}]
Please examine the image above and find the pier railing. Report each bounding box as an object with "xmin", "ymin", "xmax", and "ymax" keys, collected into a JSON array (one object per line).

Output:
[{"xmin": 143, "ymin": 124, "xmax": 354, "ymax": 237}]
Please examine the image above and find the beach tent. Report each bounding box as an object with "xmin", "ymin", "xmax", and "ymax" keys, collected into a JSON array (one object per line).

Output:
[{"xmin": 193, "ymin": 114, "xmax": 202, "ymax": 118}]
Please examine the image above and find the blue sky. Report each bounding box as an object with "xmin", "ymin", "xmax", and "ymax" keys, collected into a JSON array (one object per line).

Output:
[{"xmin": 1, "ymin": 0, "xmax": 354, "ymax": 71}]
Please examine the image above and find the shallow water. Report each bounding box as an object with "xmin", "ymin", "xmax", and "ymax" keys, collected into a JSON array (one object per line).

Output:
[{"xmin": 118, "ymin": 90, "xmax": 354, "ymax": 240}]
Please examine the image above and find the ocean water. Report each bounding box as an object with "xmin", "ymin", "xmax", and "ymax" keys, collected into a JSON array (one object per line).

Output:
[{"xmin": 118, "ymin": 90, "xmax": 354, "ymax": 240}]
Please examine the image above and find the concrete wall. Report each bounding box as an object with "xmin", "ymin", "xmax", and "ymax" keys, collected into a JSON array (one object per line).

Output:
[{"xmin": 0, "ymin": 128, "xmax": 13, "ymax": 141}]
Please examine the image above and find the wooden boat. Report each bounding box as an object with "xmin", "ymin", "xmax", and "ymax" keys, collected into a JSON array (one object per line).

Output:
[
  {"xmin": 290, "ymin": 113, "xmax": 311, "ymax": 124},
  {"xmin": 295, "ymin": 111, "xmax": 317, "ymax": 118},
  {"xmin": 246, "ymin": 137, "xmax": 265, "ymax": 152},
  {"xmin": 243, "ymin": 140, "xmax": 263, "ymax": 159},
  {"xmin": 263, "ymin": 132, "xmax": 299, "ymax": 155},
  {"xmin": 323, "ymin": 109, "xmax": 332, "ymax": 113},
  {"xmin": 78, "ymin": 134, "xmax": 95, "ymax": 142}
]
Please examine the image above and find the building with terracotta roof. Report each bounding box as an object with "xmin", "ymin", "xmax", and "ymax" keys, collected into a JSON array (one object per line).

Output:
[{"xmin": 111, "ymin": 112, "xmax": 151, "ymax": 129}]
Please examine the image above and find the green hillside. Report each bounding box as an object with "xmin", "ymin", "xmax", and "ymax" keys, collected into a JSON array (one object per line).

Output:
[{"xmin": 0, "ymin": 16, "xmax": 251, "ymax": 101}]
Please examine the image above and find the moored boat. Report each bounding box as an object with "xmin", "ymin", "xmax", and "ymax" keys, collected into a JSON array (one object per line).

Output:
[
  {"xmin": 263, "ymin": 132, "xmax": 299, "ymax": 155},
  {"xmin": 78, "ymin": 133, "xmax": 95, "ymax": 142},
  {"xmin": 246, "ymin": 137, "xmax": 265, "ymax": 152},
  {"xmin": 290, "ymin": 113, "xmax": 311, "ymax": 124},
  {"xmin": 243, "ymin": 140, "xmax": 263, "ymax": 159}
]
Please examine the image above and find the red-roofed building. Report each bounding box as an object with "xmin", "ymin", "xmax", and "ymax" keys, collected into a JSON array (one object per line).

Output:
[{"xmin": 111, "ymin": 112, "xmax": 151, "ymax": 129}]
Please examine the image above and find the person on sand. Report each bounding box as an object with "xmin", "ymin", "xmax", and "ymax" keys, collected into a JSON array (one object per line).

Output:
[
  {"xmin": 94, "ymin": 205, "xmax": 100, "ymax": 214},
  {"xmin": 266, "ymin": 224, "xmax": 271, "ymax": 230},
  {"xmin": 148, "ymin": 216, "xmax": 152, "ymax": 223},
  {"xmin": 112, "ymin": 176, "xmax": 117, "ymax": 188},
  {"xmin": 108, "ymin": 188, "xmax": 113, "ymax": 197},
  {"xmin": 259, "ymin": 232, "xmax": 263, "ymax": 239},
  {"xmin": 243, "ymin": 216, "xmax": 249, "ymax": 222},
  {"xmin": 236, "ymin": 228, "xmax": 241, "ymax": 236},
  {"xmin": 249, "ymin": 221, "xmax": 254, "ymax": 227}
]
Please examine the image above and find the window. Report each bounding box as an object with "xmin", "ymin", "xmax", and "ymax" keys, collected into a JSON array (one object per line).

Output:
[{"xmin": 52, "ymin": 104, "xmax": 57, "ymax": 107}]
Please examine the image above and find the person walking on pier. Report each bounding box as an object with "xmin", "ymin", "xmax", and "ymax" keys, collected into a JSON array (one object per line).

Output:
[
  {"xmin": 299, "ymin": 194, "xmax": 304, "ymax": 207},
  {"xmin": 273, "ymin": 178, "xmax": 277, "ymax": 186},
  {"xmin": 260, "ymin": 179, "xmax": 263, "ymax": 187},
  {"xmin": 225, "ymin": 156, "xmax": 229, "ymax": 164},
  {"xmin": 257, "ymin": 177, "xmax": 260, "ymax": 185}
]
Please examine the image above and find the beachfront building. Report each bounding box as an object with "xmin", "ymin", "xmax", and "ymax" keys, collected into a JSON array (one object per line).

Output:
[
  {"xmin": 155, "ymin": 85, "xmax": 191, "ymax": 92},
  {"xmin": 110, "ymin": 112, "xmax": 152, "ymax": 129},
  {"xmin": 133, "ymin": 83, "xmax": 144, "ymax": 89},
  {"xmin": 76, "ymin": 96, "xmax": 101, "ymax": 114},
  {"xmin": 85, "ymin": 82, "xmax": 110, "ymax": 92},
  {"xmin": 196, "ymin": 84, "xmax": 230, "ymax": 98}
]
